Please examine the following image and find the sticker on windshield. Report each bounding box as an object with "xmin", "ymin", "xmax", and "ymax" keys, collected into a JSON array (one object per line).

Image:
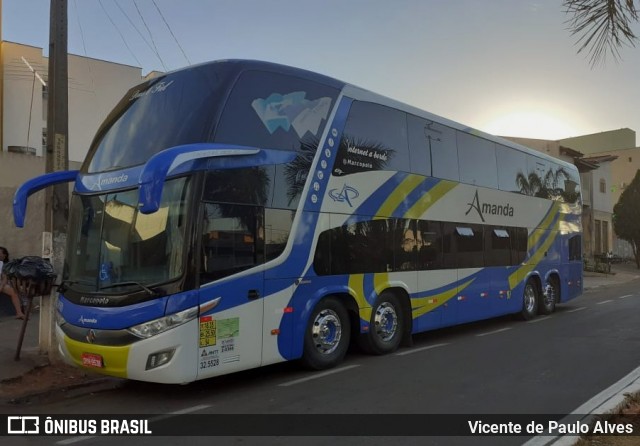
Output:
[{"xmin": 252, "ymin": 92, "xmax": 332, "ymax": 138}]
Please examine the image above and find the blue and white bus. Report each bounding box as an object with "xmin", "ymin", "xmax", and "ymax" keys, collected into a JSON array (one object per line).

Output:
[{"xmin": 14, "ymin": 60, "xmax": 582, "ymax": 383}]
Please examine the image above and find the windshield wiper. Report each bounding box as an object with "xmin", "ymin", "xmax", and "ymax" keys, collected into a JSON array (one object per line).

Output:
[
  {"xmin": 57, "ymin": 279, "xmax": 94, "ymax": 293},
  {"xmin": 99, "ymin": 281, "xmax": 159, "ymax": 296}
]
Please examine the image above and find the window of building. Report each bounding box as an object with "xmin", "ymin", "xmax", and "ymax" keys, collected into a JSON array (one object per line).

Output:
[
  {"xmin": 602, "ymin": 220, "xmax": 609, "ymax": 253},
  {"xmin": 600, "ymin": 179, "xmax": 606, "ymax": 194}
]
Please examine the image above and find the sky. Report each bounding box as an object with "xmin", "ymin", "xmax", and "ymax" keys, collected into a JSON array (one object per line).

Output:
[{"xmin": 2, "ymin": 0, "xmax": 640, "ymax": 142}]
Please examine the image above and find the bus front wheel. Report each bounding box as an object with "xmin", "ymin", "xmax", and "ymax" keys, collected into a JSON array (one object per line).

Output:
[
  {"xmin": 520, "ymin": 279, "xmax": 539, "ymax": 320},
  {"xmin": 360, "ymin": 291, "xmax": 404, "ymax": 355},
  {"xmin": 301, "ymin": 297, "xmax": 351, "ymax": 370}
]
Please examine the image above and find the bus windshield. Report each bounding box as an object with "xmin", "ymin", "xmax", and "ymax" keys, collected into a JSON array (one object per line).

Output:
[
  {"xmin": 65, "ymin": 177, "xmax": 191, "ymax": 293},
  {"xmin": 86, "ymin": 65, "xmax": 226, "ymax": 173}
]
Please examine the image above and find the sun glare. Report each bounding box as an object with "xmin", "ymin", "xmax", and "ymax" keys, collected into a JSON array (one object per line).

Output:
[{"xmin": 481, "ymin": 110, "xmax": 578, "ymax": 140}]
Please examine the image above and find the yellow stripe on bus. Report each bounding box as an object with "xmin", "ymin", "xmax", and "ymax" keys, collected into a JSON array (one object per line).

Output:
[
  {"xmin": 528, "ymin": 202, "xmax": 560, "ymax": 248},
  {"xmin": 373, "ymin": 272, "xmax": 389, "ymax": 296},
  {"xmin": 404, "ymin": 180, "xmax": 457, "ymax": 219},
  {"xmin": 375, "ymin": 174, "xmax": 424, "ymax": 218},
  {"xmin": 349, "ymin": 273, "xmax": 372, "ymax": 322},
  {"xmin": 508, "ymin": 225, "xmax": 561, "ymax": 290}
]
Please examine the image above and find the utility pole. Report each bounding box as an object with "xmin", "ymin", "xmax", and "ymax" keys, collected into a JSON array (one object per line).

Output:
[{"xmin": 42, "ymin": 0, "xmax": 69, "ymax": 360}]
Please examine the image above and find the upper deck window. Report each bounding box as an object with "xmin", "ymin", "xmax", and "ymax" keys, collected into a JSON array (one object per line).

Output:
[
  {"xmin": 86, "ymin": 64, "xmax": 226, "ymax": 173},
  {"xmin": 215, "ymin": 70, "xmax": 339, "ymax": 152}
]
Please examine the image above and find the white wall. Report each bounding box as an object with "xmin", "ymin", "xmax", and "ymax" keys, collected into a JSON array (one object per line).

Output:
[
  {"xmin": 2, "ymin": 41, "xmax": 142, "ymax": 161},
  {"xmin": 591, "ymin": 162, "xmax": 614, "ymax": 214}
]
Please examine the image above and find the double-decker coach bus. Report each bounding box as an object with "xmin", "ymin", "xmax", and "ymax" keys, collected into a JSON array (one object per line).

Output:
[{"xmin": 14, "ymin": 60, "xmax": 582, "ymax": 383}]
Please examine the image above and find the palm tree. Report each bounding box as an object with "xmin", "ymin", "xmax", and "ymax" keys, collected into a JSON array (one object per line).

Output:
[{"xmin": 565, "ymin": 0, "xmax": 639, "ymax": 67}]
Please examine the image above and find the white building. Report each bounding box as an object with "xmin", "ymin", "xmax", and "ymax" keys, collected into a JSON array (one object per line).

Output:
[
  {"xmin": 0, "ymin": 41, "xmax": 144, "ymax": 258},
  {"xmin": 1, "ymin": 41, "xmax": 143, "ymax": 160}
]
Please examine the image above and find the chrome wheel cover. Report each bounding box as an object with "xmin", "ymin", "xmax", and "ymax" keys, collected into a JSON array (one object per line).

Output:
[
  {"xmin": 544, "ymin": 282, "xmax": 556, "ymax": 307},
  {"xmin": 311, "ymin": 309, "xmax": 342, "ymax": 355},
  {"xmin": 524, "ymin": 284, "xmax": 537, "ymax": 314},
  {"xmin": 374, "ymin": 302, "xmax": 398, "ymax": 342}
]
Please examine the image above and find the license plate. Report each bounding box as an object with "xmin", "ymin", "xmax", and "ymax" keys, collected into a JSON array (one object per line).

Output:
[{"xmin": 81, "ymin": 352, "xmax": 104, "ymax": 368}]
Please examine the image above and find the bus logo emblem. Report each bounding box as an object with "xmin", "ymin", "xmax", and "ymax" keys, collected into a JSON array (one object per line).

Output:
[{"xmin": 329, "ymin": 184, "xmax": 359, "ymax": 207}]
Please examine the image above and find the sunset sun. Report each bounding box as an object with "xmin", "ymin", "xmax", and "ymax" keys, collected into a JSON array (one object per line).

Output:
[{"xmin": 481, "ymin": 109, "xmax": 578, "ymax": 140}]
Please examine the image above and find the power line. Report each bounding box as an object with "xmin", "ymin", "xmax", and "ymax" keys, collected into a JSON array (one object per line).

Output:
[
  {"xmin": 133, "ymin": 0, "xmax": 167, "ymax": 71},
  {"xmin": 72, "ymin": 0, "xmax": 100, "ymax": 128},
  {"xmin": 151, "ymin": 0, "xmax": 191, "ymax": 66},
  {"xmin": 98, "ymin": 0, "xmax": 142, "ymax": 67},
  {"xmin": 113, "ymin": 0, "xmax": 162, "ymax": 66}
]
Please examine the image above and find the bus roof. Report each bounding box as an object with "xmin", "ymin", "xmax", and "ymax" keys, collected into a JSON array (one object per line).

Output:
[{"xmin": 201, "ymin": 59, "xmax": 578, "ymax": 173}]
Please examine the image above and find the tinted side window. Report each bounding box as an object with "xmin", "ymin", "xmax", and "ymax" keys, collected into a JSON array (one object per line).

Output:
[
  {"xmin": 203, "ymin": 167, "xmax": 274, "ymax": 206},
  {"xmin": 407, "ymin": 114, "xmax": 431, "ymax": 176},
  {"xmin": 396, "ymin": 219, "xmax": 417, "ymax": 271},
  {"xmin": 265, "ymin": 208, "xmax": 295, "ymax": 261},
  {"xmin": 484, "ymin": 227, "xmax": 511, "ymax": 267},
  {"xmin": 272, "ymin": 163, "xmax": 304, "ymax": 210},
  {"xmin": 343, "ymin": 220, "xmax": 388, "ymax": 273},
  {"xmin": 200, "ymin": 203, "xmax": 264, "ymax": 283},
  {"xmin": 496, "ymin": 144, "xmax": 528, "ymax": 194},
  {"xmin": 457, "ymin": 132, "xmax": 498, "ymax": 188},
  {"xmin": 417, "ymin": 220, "xmax": 443, "ymax": 270},
  {"xmin": 333, "ymin": 101, "xmax": 409, "ymax": 176},
  {"xmin": 509, "ymin": 227, "xmax": 528, "ymax": 264},
  {"xmin": 456, "ymin": 224, "xmax": 484, "ymax": 268},
  {"xmin": 417, "ymin": 120, "xmax": 459, "ymax": 181},
  {"xmin": 569, "ymin": 235, "xmax": 582, "ymax": 261},
  {"xmin": 441, "ymin": 223, "xmax": 457, "ymax": 269}
]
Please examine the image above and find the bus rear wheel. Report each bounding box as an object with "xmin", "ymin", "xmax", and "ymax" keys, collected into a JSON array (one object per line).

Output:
[
  {"xmin": 539, "ymin": 276, "xmax": 558, "ymax": 315},
  {"xmin": 301, "ymin": 297, "xmax": 351, "ymax": 370},
  {"xmin": 360, "ymin": 291, "xmax": 404, "ymax": 355},
  {"xmin": 520, "ymin": 279, "xmax": 539, "ymax": 321}
]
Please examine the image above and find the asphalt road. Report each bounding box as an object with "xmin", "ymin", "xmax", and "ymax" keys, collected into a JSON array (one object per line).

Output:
[{"xmin": 5, "ymin": 279, "xmax": 640, "ymax": 446}]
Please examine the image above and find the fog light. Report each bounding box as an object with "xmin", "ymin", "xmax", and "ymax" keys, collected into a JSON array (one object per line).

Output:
[{"xmin": 145, "ymin": 349, "xmax": 176, "ymax": 370}]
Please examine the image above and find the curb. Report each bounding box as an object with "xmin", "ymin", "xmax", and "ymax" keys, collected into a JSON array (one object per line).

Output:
[{"xmin": 523, "ymin": 366, "xmax": 640, "ymax": 446}]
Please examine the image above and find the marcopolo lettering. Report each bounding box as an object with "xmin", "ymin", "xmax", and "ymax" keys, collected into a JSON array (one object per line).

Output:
[{"xmin": 465, "ymin": 190, "xmax": 514, "ymax": 222}]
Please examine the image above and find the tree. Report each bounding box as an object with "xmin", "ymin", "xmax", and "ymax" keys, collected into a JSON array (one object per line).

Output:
[
  {"xmin": 564, "ymin": 0, "xmax": 639, "ymax": 67},
  {"xmin": 612, "ymin": 170, "xmax": 640, "ymax": 268}
]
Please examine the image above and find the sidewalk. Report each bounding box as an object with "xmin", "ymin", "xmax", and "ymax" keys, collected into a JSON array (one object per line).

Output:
[
  {"xmin": 583, "ymin": 261, "xmax": 640, "ymax": 290},
  {"xmin": 1, "ymin": 264, "xmax": 639, "ymax": 395},
  {"xmin": 0, "ymin": 308, "xmax": 49, "ymax": 383}
]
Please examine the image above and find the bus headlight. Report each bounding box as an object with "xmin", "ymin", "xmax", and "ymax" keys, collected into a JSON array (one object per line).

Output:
[{"xmin": 127, "ymin": 306, "xmax": 198, "ymax": 339}]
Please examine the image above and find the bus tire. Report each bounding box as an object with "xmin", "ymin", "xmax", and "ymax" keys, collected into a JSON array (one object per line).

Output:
[
  {"xmin": 539, "ymin": 276, "xmax": 559, "ymax": 315},
  {"xmin": 360, "ymin": 291, "xmax": 404, "ymax": 355},
  {"xmin": 520, "ymin": 279, "xmax": 539, "ymax": 321},
  {"xmin": 301, "ymin": 297, "xmax": 351, "ymax": 370}
]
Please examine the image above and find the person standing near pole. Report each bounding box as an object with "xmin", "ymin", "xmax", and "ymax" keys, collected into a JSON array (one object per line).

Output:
[{"xmin": 0, "ymin": 247, "xmax": 27, "ymax": 319}]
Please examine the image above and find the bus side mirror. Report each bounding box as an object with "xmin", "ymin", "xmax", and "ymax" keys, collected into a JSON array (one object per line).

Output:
[
  {"xmin": 13, "ymin": 170, "xmax": 79, "ymax": 228},
  {"xmin": 138, "ymin": 143, "xmax": 261, "ymax": 214}
]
